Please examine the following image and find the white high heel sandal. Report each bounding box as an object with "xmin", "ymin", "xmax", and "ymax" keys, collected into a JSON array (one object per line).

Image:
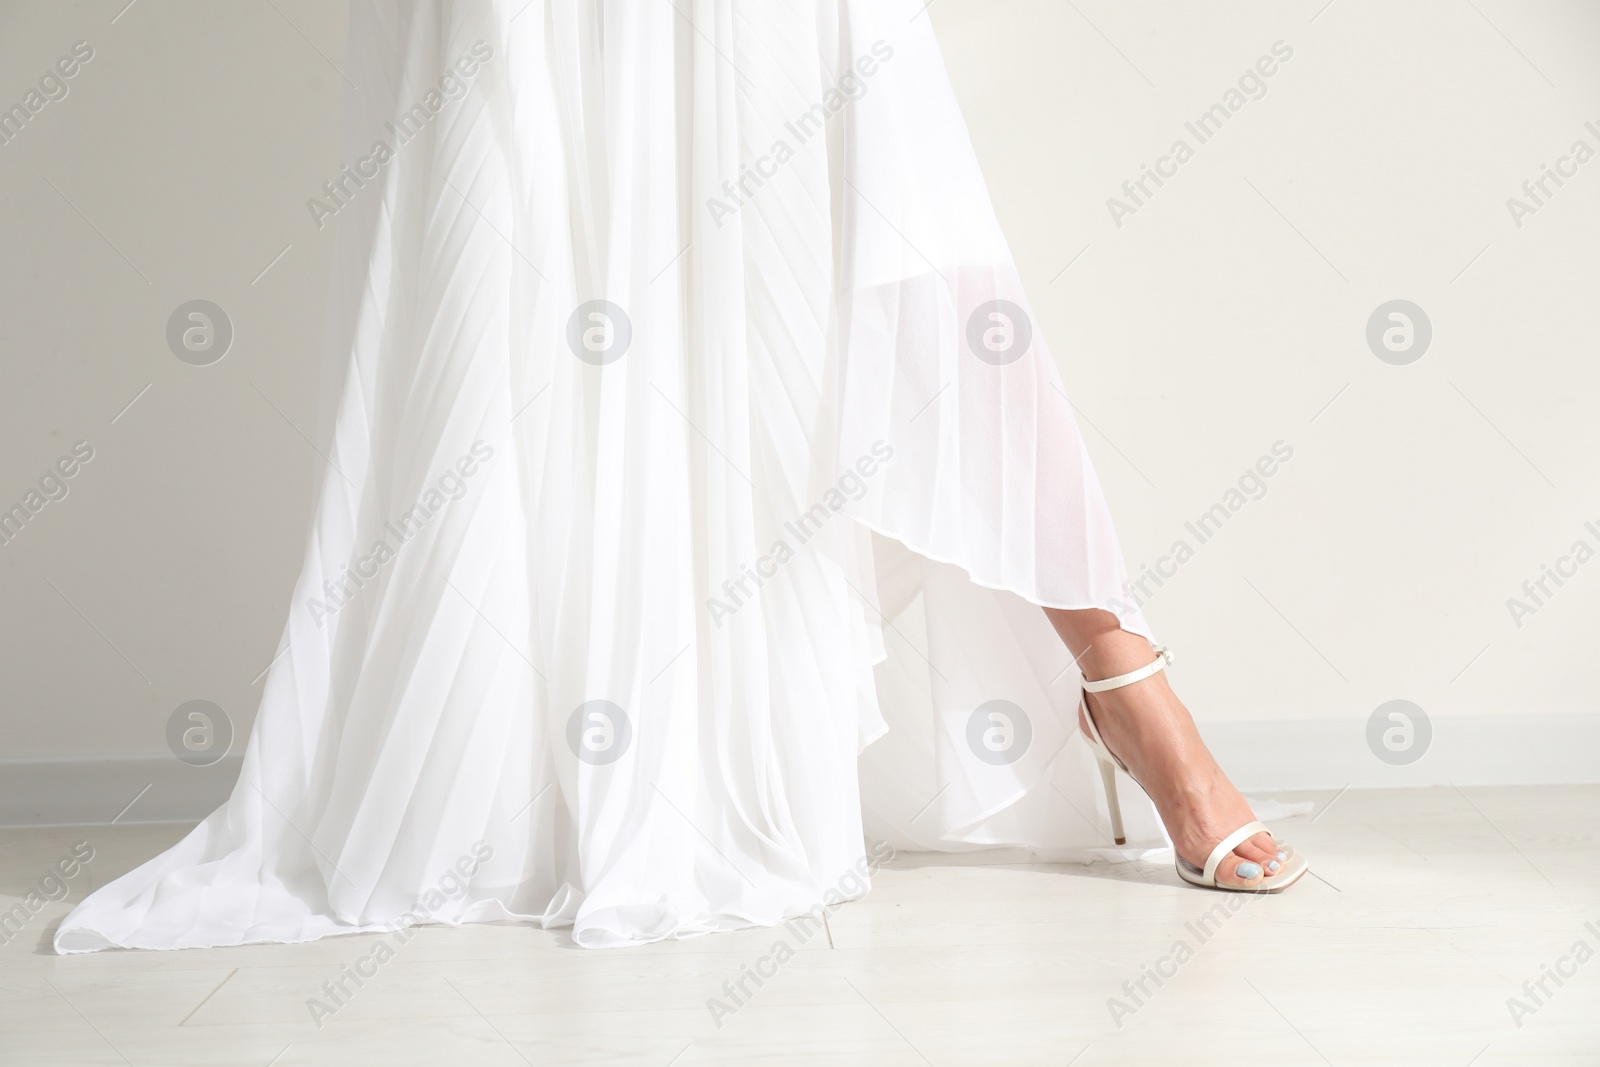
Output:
[{"xmin": 1079, "ymin": 646, "xmax": 1310, "ymax": 892}]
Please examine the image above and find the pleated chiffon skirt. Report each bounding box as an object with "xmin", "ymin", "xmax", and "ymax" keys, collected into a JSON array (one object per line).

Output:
[{"xmin": 56, "ymin": 0, "xmax": 1161, "ymax": 953}]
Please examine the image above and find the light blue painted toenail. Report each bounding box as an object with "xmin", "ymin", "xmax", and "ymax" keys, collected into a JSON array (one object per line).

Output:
[
  {"xmin": 1267, "ymin": 860, "xmax": 1280, "ymax": 872},
  {"xmin": 1235, "ymin": 861, "xmax": 1263, "ymax": 879},
  {"xmin": 1276, "ymin": 851, "xmax": 1287, "ymax": 862}
]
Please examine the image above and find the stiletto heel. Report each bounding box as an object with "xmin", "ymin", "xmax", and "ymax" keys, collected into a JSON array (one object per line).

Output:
[
  {"xmin": 1097, "ymin": 755, "xmax": 1125, "ymax": 845},
  {"xmin": 1077, "ymin": 646, "xmax": 1310, "ymax": 892}
]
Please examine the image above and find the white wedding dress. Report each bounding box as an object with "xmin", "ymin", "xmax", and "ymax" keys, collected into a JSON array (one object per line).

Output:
[{"xmin": 56, "ymin": 0, "xmax": 1161, "ymax": 953}]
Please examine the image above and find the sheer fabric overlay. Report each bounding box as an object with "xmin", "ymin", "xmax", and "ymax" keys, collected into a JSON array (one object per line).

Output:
[{"xmin": 56, "ymin": 0, "xmax": 1159, "ymax": 954}]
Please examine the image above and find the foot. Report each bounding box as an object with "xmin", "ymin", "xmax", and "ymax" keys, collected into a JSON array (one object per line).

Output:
[{"xmin": 1077, "ymin": 651, "xmax": 1285, "ymax": 890}]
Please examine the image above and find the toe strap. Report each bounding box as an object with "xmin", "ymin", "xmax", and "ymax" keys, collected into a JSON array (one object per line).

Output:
[{"xmin": 1202, "ymin": 820, "xmax": 1271, "ymax": 885}]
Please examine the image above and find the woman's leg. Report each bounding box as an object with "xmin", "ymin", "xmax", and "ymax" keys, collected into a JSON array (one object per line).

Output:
[{"xmin": 1043, "ymin": 607, "xmax": 1283, "ymax": 888}]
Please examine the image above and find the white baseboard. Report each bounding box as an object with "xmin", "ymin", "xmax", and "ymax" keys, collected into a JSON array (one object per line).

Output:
[
  {"xmin": 0, "ymin": 754, "xmax": 244, "ymax": 828},
  {"xmin": 3, "ymin": 713, "xmax": 1596, "ymax": 827}
]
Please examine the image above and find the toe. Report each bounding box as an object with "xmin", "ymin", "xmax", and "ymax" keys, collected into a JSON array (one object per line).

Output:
[
  {"xmin": 1214, "ymin": 852, "xmax": 1266, "ymax": 889},
  {"xmin": 1237, "ymin": 833, "xmax": 1280, "ymax": 872}
]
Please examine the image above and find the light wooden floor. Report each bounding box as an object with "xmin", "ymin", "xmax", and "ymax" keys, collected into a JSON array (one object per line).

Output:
[{"xmin": 2, "ymin": 786, "xmax": 1598, "ymax": 1065}]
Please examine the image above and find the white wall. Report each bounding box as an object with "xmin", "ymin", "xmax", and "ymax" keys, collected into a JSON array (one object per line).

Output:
[
  {"xmin": 935, "ymin": 0, "xmax": 1600, "ymax": 786},
  {"xmin": 0, "ymin": 0, "xmax": 347, "ymax": 819},
  {"xmin": 2, "ymin": 1, "xmax": 1597, "ymax": 822}
]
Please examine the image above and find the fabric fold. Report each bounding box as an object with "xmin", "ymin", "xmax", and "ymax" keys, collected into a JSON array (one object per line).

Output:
[{"xmin": 54, "ymin": 0, "xmax": 1161, "ymax": 956}]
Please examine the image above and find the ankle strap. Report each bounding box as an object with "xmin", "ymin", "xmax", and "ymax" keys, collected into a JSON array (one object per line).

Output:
[{"xmin": 1081, "ymin": 647, "xmax": 1172, "ymax": 693}]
